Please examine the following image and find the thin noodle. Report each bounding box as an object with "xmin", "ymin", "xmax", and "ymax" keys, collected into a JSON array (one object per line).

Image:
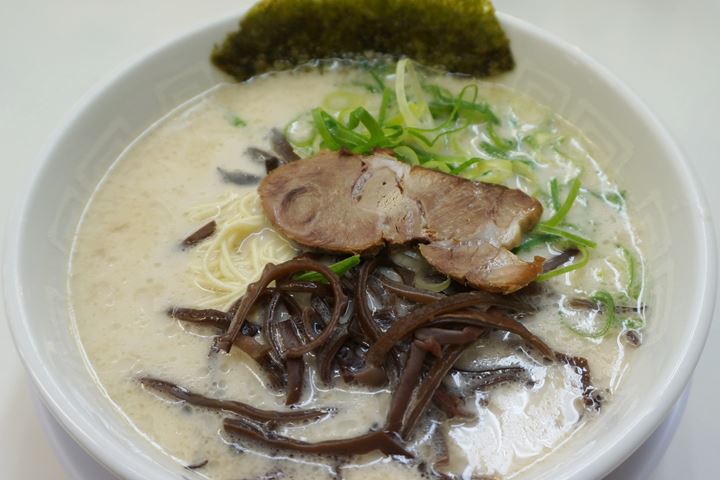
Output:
[{"xmin": 186, "ymin": 191, "xmax": 297, "ymax": 309}]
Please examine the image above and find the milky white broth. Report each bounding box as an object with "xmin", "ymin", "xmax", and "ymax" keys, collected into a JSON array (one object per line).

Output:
[{"xmin": 69, "ymin": 66, "xmax": 646, "ymax": 479}]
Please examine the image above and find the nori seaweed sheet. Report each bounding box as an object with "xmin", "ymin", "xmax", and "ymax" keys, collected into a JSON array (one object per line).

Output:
[{"xmin": 211, "ymin": 0, "xmax": 514, "ymax": 80}]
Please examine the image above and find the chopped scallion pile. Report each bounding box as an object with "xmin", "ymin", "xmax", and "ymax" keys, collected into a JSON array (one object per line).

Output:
[{"xmin": 281, "ymin": 59, "xmax": 643, "ymax": 305}]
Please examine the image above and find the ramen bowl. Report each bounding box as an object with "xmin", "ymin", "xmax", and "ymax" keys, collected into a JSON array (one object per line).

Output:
[{"xmin": 3, "ymin": 10, "xmax": 716, "ymax": 480}]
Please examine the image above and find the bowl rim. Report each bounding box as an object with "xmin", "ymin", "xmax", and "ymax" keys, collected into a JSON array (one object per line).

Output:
[{"xmin": 3, "ymin": 9, "xmax": 716, "ymax": 480}]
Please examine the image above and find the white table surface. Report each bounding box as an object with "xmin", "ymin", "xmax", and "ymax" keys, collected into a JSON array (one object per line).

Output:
[{"xmin": 1, "ymin": 1, "xmax": 718, "ymax": 478}]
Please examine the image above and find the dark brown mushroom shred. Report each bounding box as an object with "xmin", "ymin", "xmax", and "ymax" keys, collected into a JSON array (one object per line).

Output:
[
  {"xmin": 400, "ymin": 344, "xmax": 474, "ymax": 438},
  {"xmin": 246, "ymin": 146, "xmax": 282, "ymax": 174},
  {"xmin": 567, "ymin": 297, "xmax": 646, "ymax": 314},
  {"xmin": 182, "ymin": 220, "xmax": 216, "ymax": 248},
  {"xmin": 450, "ymin": 365, "xmax": 532, "ymax": 391},
  {"xmin": 385, "ymin": 342, "xmax": 427, "ymax": 432},
  {"xmin": 264, "ymin": 292, "xmax": 306, "ymax": 405},
  {"xmin": 140, "ymin": 377, "xmax": 332, "ymax": 422},
  {"xmin": 168, "ymin": 306, "xmax": 260, "ymax": 339},
  {"xmin": 432, "ymin": 386, "xmax": 472, "ymax": 419},
  {"xmin": 625, "ymin": 329, "xmax": 642, "ymax": 347},
  {"xmin": 224, "ymin": 417, "xmax": 412, "ymax": 457},
  {"xmin": 363, "ymin": 293, "xmax": 501, "ymax": 364},
  {"xmin": 270, "ymin": 128, "xmax": 300, "ymax": 163},
  {"xmin": 158, "ymin": 235, "xmax": 607, "ymax": 467},
  {"xmin": 168, "ymin": 306, "xmax": 229, "ymax": 330},
  {"xmin": 217, "ymin": 167, "xmax": 262, "ymax": 186},
  {"xmin": 216, "ymin": 258, "xmax": 347, "ymax": 358},
  {"xmin": 185, "ymin": 460, "xmax": 209, "ymax": 470},
  {"xmin": 429, "ymin": 309, "xmax": 554, "ymax": 359},
  {"xmin": 543, "ymin": 247, "xmax": 580, "ymax": 273},
  {"xmin": 555, "ymin": 353, "xmax": 602, "ymax": 410}
]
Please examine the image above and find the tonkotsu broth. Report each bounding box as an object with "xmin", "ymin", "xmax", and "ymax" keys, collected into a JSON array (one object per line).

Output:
[{"xmin": 70, "ymin": 65, "xmax": 645, "ymax": 479}]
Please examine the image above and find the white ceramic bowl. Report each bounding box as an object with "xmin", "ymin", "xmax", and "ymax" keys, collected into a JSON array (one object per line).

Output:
[{"xmin": 3, "ymin": 10, "xmax": 716, "ymax": 480}]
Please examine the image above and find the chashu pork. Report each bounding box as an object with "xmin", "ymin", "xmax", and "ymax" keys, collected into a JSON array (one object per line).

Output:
[{"xmin": 258, "ymin": 150, "xmax": 544, "ymax": 293}]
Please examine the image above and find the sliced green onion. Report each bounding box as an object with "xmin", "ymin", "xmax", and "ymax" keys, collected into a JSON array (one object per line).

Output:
[
  {"xmin": 566, "ymin": 290, "xmax": 616, "ymax": 338},
  {"xmin": 414, "ymin": 274, "xmax": 451, "ymax": 292},
  {"xmin": 402, "ymin": 85, "xmax": 479, "ymax": 150},
  {"xmin": 549, "ymin": 178, "xmax": 561, "ymax": 211},
  {"xmin": 480, "ymin": 141, "xmax": 509, "ymax": 159},
  {"xmin": 428, "ymin": 95, "xmax": 499, "ymax": 125},
  {"xmin": 459, "ymin": 158, "xmax": 513, "ymax": 184},
  {"xmin": 423, "ymin": 83, "xmax": 454, "ymax": 103},
  {"xmin": 377, "ymin": 87, "xmax": 392, "ymax": 126},
  {"xmin": 513, "ymin": 233, "xmax": 555, "ymax": 253},
  {"xmin": 285, "ymin": 113, "xmax": 316, "ymax": 147},
  {"xmin": 511, "ymin": 159, "xmax": 535, "ymax": 180},
  {"xmin": 346, "ymin": 107, "xmax": 385, "ymax": 142},
  {"xmin": 535, "ymin": 224, "xmax": 597, "ymax": 248},
  {"xmin": 522, "ymin": 130, "xmax": 553, "ymax": 150},
  {"xmin": 486, "ymin": 124, "xmax": 516, "ymax": 151},
  {"xmin": 311, "ymin": 108, "xmax": 373, "ymax": 152},
  {"xmin": 545, "ymin": 177, "xmax": 581, "ymax": 227},
  {"xmin": 224, "ymin": 112, "xmax": 247, "ymax": 127},
  {"xmin": 537, "ymin": 245, "xmax": 589, "ymax": 281},
  {"xmin": 451, "ymin": 157, "xmax": 483, "ymax": 175},
  {"xmin": 389, "ymin": 249, "xmax": 424, "ymax": 270},
  {"xmin": 383, "ymin": 124, "xmax": 404, "ymax": 144},
  {"xmin": 312, "ymin": 108, "xmax": 342, "ymax": 150},
  {"xmin": 322, "ymin": 91, "xmax": 365, "ymax": 113},
  {"xmin": 293, "ymin": 255, "xmax": 361, "ymax": 283},
  {"xmin": 603, "ymin": 191, "xmax": 626, "ymax": 211},
  {"xmin": 393, "ymin": 145, "xmax": 421, "ymax": 165},
  {"xmin": 623, "ymin": 316, "xmax": 646, "ymax": 330},
  {"xmin": 406, "ymin": 121, "xmax": 471, "ymax": 148},
  {"xmin": 395, "ymin": 58, "xmax": 433, "ymax": 128},
  {"xmin": 620, "ymin": 245, "xmax": 642, "ymax": 300},
  {"xmin": 420, "ymin": 159, "xmax": 453, "ymax": 174},
  {"xmin": 368, "ymin": 69, "xmax": 386, "ymax": 92}
]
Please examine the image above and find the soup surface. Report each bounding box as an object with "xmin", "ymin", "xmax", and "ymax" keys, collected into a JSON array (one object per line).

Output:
[{"xmin": 70, "ymin": 64, "xmax": 646, "ymax": 479}]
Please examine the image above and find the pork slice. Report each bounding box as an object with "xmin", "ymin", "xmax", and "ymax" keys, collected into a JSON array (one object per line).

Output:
[
  {"xmin": 420, "ymin": 242, "xmax": 544, "ymax": 294},
  {"xmin": 406, "ymin": 166, "xmax": 544, "ymax": 293},
  {"xmin": 405, "ymin": 166, "xmax": 542, "ymax": 247},
  {"xmin": 258, "ymin": 150, "xmax": 544, "ymax": 292},
  {"xmin": 259, "ymin": 151, "xmax": 424, "ymax": 252}
]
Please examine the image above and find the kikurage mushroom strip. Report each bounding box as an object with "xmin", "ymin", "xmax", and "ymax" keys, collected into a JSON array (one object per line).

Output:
[
  {"xmin": 223, "ymin": 417, "xmax": 412, "ymax": 457},
  {"xmin": 140, "ymin": 377, "xmax": 332, "ymax": 423},
  {"xmin": 385, "ymin": 326, "xmax": 483, "ymax": 436},
  {"xmin": 182, "ymin": 220, "xmax": 216, "ymax": 248},
  {"xmin": 556, "ymin": 353, "xmax": 602, "ymax": 410},
  {"xmin": 162, "ymin": 247, "xmax": 601, "ymax": 461},
  {"xmin": 264, "ymin": 291, "xmax": 307, "ymax": 405},
  {"xmin": 216, "ymin": 257, "xmax": 348, "ymax": 357},
  {"xmin": 432, "ymin": 386, "xmax": 473, "ymax": 419},
  {"xmin": 385, "ymin": 342, "xmax": 427, "ymax": 432},
  {"xmin": 355, "ymin": 259, "xmax": 384, "ymax": 343},
  {"xmin": 169, "ymin": 307, "xmax": 269, "ymax": 360},
  {"xmin": 316, "ymin": 299, "xmax": 356, "ymax": 385},
  {"xmin": 379, "ymin": 275, "xmax": 535, "ymax": 314},
  {"xmin": 401, "ymin": 340, "xmax": 482, "ymax": 438},
  {"xmin": 428, "ymin": 309, "xmax": 554, "ymax": 359},
  {"xmin": 449, "ymin": 365, "xmax": 532, "ymax": 391},
  {"xmin": 169, "ymin": 306, "xmax": 230, "ymax": 330},
  {"xmin": 355, "ymin": 291, "xmax": 532, "ymax": 385}
]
